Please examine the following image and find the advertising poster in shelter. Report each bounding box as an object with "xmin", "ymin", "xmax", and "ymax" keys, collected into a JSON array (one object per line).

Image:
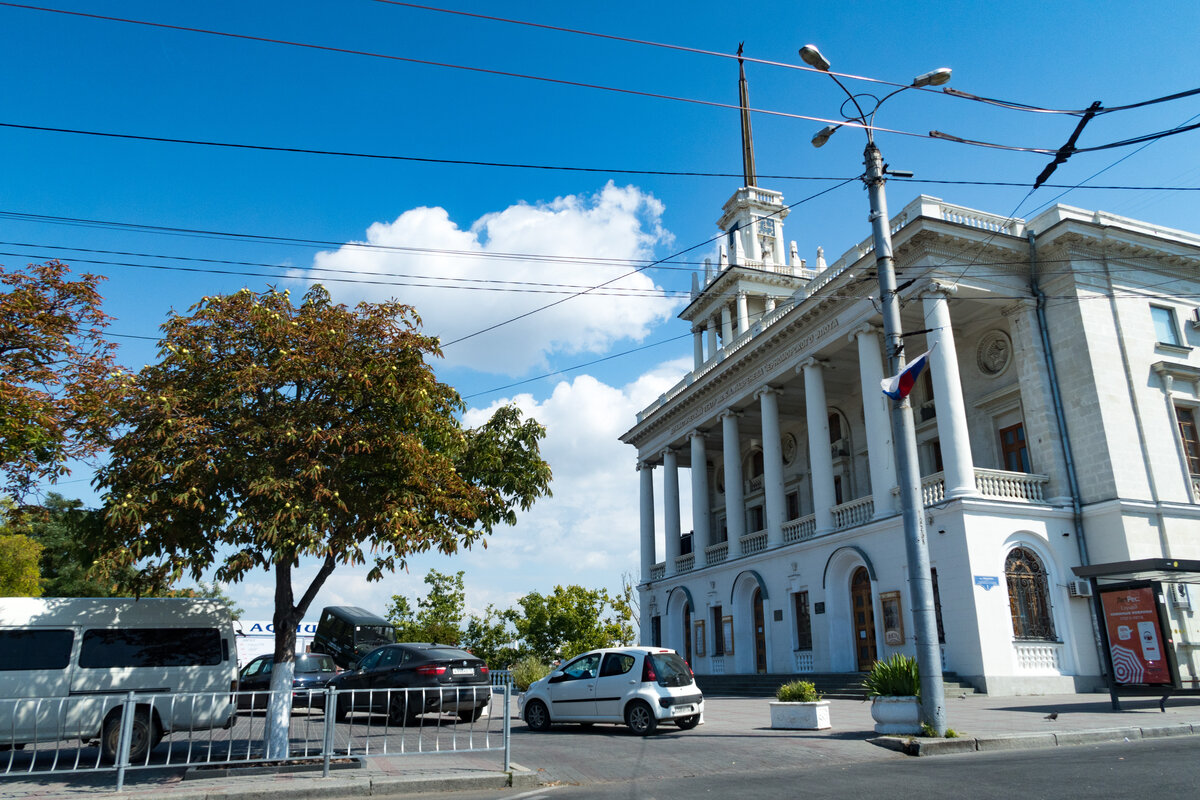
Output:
[{"xmin": 1099, "ymin": 586, "xmax": 1171, "ymax": 686}]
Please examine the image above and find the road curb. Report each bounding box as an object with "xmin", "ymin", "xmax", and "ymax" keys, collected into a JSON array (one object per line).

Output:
[{"xmin": 875, "ymin": 720, "xmax": 1200, "ymax": 757}]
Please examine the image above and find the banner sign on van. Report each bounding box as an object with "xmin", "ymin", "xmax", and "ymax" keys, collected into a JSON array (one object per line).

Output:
[
  {"xmin": 235, "ymin": 619, "xmax": 318, "ymax": 666},
  {"xmin": 1099, "ymin": 587, "xmax": 1171, "ymax": 686}
]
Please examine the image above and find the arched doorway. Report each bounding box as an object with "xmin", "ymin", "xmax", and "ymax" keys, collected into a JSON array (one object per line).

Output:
[
  {"xmin": 851, "ymin": 567, "xmax": 877, "ymax": 671},
  {"xmin": 752, "ymin": 588, "xmax": 767, "ymax": 673}
]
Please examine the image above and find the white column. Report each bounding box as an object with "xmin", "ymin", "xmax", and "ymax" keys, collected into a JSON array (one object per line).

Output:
[
  {"xmin": 801, "ymin": 358, "xmax": 835, "ymax": 534},
  {"xmin": 721, "ymin": 304, "xmax": 733, "ymax": 344},
  {"xmin": 706, "ymin": 319, "xmax": 718, "ymax": 362},
  {"xmin": 639, "ymin": 461, "xmax": 656, "ymax": 582},
  {"xmin": 721, "ymin": 411, "xmax": 746, "ymax": 548},
  {"xmin": 663, "ymin": 448, "xmax": 682, "ymax": 575},
  {"xmin": 923, "ymin": 284, "xmax": 978, "ymax": 498},
  {"xmin": 758, "ymin": 386, "xmax": 786, "ymax": 548},
  {"xmin": 736, "ymin": 291, "xmax": 749, "ymax": 335},
  {"xmin": 854, "ymin": 325, "xmax": 897, "ymax": 517},
  {"xmin": 692, "ymin": 326, "xmax": 704, "ymax": 371},
  {"xmin": 689, "ymin": 431, "xmax": 711, "ymax": 556}
]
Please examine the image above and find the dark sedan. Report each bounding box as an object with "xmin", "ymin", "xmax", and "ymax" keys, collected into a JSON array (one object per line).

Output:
[
  {"xmin": 328, "ymin": 643, "xmax": 491, "ymax": 724},
  {"xmin": 237, "ymin": 652, "xmax": 337, "ymax": 709}
]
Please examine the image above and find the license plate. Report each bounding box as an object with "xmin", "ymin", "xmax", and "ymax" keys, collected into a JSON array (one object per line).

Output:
[
  {"xmin": 675, "ymin": 705, "xmax": 693, "ymax": 715},
  {"xmin": 453, "ymin": 668, "xmax": 474, "ymax": 676}
]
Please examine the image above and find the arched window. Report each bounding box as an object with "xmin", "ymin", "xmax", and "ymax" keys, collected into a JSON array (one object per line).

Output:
[{"xmin": 1005, "ymin": 548, "xmax": 1056, "ymax": 640}]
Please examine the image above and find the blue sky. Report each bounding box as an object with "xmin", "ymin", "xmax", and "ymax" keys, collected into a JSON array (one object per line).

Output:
[{"xmin": 3, "ymin": 1, "xmax": 1198, "ymax": 623}]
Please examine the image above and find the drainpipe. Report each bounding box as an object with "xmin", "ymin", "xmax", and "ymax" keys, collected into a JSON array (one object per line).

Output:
[
  {"xmin": 1028, "ymin": 232, "xmax": 1104, "ymax": 680},
  {"xmin": 1028, "ymin": 232, "xmax": 1090, "ymax": 567}
]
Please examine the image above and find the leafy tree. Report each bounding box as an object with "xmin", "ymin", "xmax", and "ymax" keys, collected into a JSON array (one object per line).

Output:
[
  {"xmin": 509, "ymin": 584, "xmax": 634, "ymax": 662},
  {"xmin": 0, "ymin": 261, "xmax": 119, "ymax": 499},
  {"xmin": 0, "ymin": 532, "xmax": 43, "ymax": 595},
  {"xmin": 387, "ymin": 569, "xmax": 466, "ymax": 645},
  {"xmin": 94, "ymin": 286, "xmax": 552, "ymax": 756},
  {"xmin": 462, "ymin": 604, "xmax": 518, "ymax": 668}
]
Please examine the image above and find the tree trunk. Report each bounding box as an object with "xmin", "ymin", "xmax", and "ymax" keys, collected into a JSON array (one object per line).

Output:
[
  {"xmin": 264, "ymin": 553, "xmax": 338, "ymax": 760},
  {"xmin": 265, "ymin": 561, "xmax": 299, "ymax": 760}
]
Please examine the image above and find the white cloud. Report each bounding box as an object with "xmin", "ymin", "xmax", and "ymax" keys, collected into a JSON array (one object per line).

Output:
[{"xmin": 305, "ymin": 182, "xmax": 679, "ymax": 375}]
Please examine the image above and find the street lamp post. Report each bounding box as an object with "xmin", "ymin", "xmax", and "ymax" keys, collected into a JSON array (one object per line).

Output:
[{"xmin": 801, "ymin": 44, "xmax": 949, "ymax": 735}]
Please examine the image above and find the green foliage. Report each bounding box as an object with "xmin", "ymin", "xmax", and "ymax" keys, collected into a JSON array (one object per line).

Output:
[
  {"xmin": 387, "ymin": 569, "xmax": 466, "ymax": 645},
  {"xmin": 510, "ymin": 655, "xmax": 552, "ymax": 691},
  {"xmin": 461, "ymin": 604, "xmax": 518, "ymax": 668},
  {"xmin": 775, "ymin": 680, "xmax": 821, "ymax": 703},
  {"xmin": 93, "ymin": 286, "xmax": 552, "ymax": 668},
  {"xmin": 918, "ymin": 722, "xmax": 959, "ymax": 738},
  {"xmin": 862, "ymin": 653, "xmax": 921, "ymax": 698},
  {"xmin": 0, "ymin": 532, "xmax": 43, "ymax": 596},
  {"xmin": 0, "ymin": 261, "xmax": 121, "ymax": 499},
  {"xmin": 508, "ymin": 584, "xmax": 634, "ymax": 662}
]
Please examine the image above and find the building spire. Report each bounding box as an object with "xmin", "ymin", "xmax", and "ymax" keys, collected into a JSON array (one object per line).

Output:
[{"xmin": 737, "ymin": 42, "xmax": 757, "ymax": 188}]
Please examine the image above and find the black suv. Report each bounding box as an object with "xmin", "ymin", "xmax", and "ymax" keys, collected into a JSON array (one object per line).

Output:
[
  {"xmin": 328, "ymin": 643, "xmax": 491, "ymax": 724},
  {"xmin": 312, "ymin": 606, "xmax": 396, "ymax": 669}
]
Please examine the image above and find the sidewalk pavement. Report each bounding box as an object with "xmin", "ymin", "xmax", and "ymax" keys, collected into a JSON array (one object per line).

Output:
[{"xmin": 1, "ymin": 692, "xmax": 1197, "ymax": 800}]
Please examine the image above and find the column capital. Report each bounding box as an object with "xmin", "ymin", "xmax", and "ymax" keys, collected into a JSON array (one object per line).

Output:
[
  {"xmin": 848, "ymin": 322, "xmax": 882, "ymax": 342},
  {"xmin": 720, "ymin": 408, "xmax": 743, "ymax": 420},
  {"xmin": 797, "ymin": 356, "xmax": 828, "ymax": 373},
  {"xmin": 688, "ymin": 428, "xmax": 707, "ymax": 441},
  {"xmin": 661, "ymin": 446, "xmax": 676, "ymax": 459},
  {"xmin": 754, "ymin": 384, "xmax": 782, "ymax": 400},
  {"xmin": 919, "ymin": 280, "xmax": 958, "ymax": 299},
  {"xmin": 637, "ymin": 459, "xmax": 655, "ymax": 471},
  {"xmin": 736, "ymin": 289, "xmax": 749, "ymax": 299}
]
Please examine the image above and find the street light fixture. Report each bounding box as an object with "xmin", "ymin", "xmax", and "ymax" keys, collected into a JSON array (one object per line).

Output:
[{"xmin": 800, "ymin": 44, "xmax": 950, "ymax": 736}]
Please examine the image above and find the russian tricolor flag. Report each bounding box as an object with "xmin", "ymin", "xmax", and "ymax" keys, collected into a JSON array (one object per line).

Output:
[{"xmin": 881, "ymin": 347, "xmax": 934, "ymax": 401}]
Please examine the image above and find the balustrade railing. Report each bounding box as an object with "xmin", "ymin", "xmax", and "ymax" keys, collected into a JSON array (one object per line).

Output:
[
  {"xmin": 740, "ymin": 531, "xmax": 767, "ymax": 555},
  {"xmin": 782, "ymin": 515, "xmax": 816, "ymax": 543},
  {"xmin": 649, "ymin": 562, "xmax": 666, "ymax": 580},
  {"xmin": 1013, "ymin": 641, "xmax": 1062, "ymax": 674},
  {"xmin": 975, "ymin": 468, "xmax": 1048, "ymax": 502},
  {"xmin": 831, "ymin": 496, "xmax": 874, "ymax": 529},
  {"xmin": 1191, "ymin": 474, "xmax": 1200, "ymax": 503},
  {"xmin": 675, "ymin": 553, "xmax": 695, "ymax": 573},
  {"xmin": 705, "ymin": 542, "xmax": 729, "ymax": 566}
]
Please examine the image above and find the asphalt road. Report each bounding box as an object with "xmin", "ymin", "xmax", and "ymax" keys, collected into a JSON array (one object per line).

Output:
[{"xmin": 415, "ymin": 737, "xmax": 1200, "ymax": 800}]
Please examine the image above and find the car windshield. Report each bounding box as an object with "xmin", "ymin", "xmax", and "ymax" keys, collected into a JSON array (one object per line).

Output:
[
  {"xmin": 355, "ymin": 626, "xmax": 395, "ymax": 646},
  {"xmin": 295, "ymin": 654, "xmax": 335, "ymax": 673},
  {"xmin": 647, "ymin": 652, "xmax": 693, "ymax": 687}
]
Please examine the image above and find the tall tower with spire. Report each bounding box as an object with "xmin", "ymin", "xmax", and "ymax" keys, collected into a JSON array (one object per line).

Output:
[
  {"xmin": 717, "ymin": 44, "xmax": 788, "ymax": 270},
  {"xmin": 678, "ymin": 47, "xmax": 814, "ymax": 367}
]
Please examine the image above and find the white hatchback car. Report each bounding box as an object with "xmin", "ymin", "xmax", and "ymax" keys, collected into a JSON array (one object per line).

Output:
[{"xmin": 519, "ymin": 647, "xmax": 704, "ymax": 735}]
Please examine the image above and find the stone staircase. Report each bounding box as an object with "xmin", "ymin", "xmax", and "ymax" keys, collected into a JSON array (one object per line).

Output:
[{"xmin": 694, "ymin": 671, "xmax": 981, "ymax": 700}]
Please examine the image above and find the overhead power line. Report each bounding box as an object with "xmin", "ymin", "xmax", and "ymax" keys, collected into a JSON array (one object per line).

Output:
[
  {"xmin": 3, "ymin": 124, "xmax": 1197, "ymax": 192},
  {"xmin": 0, "ymin": 2, "xmax": 912, "ymax": 138}
]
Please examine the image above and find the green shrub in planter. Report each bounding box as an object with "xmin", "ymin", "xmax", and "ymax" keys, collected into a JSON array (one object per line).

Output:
[
  {"xmin": 861, "ymin": 653, "xmax": 920, "ymax": 698},
  {"xmin": 776, "ymin": 680, "xmax": 822, "ymax": 703},
  {"xmin": 511, "ymin": 655, "xmax": 552, "ymax": 691}
]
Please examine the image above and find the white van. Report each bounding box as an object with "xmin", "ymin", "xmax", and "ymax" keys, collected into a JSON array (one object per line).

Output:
[{"xmin": 0, "ymin": 597, "xmax": 239, "ymax": 762}]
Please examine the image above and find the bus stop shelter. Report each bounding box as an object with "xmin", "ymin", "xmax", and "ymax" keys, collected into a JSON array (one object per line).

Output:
[{"xmin": 1073, "ymin": 559, "xmax": 1200, "ymax": 710}]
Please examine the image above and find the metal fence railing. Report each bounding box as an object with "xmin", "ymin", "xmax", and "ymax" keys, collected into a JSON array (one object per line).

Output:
[{"xmin": 0, "ymin": 684, "xmax": 511, "ymax": 790}]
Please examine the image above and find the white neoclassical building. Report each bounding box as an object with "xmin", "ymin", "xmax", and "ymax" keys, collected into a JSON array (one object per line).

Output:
[{"xmin": 621, "ymin": 134, "xmax": 1200, "ymax": 693}]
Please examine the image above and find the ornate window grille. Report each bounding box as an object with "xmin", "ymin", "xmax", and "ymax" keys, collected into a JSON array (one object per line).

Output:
[{"xmin": 1005, "ymin": 547, "xmax": 1056, "ymax": 640}]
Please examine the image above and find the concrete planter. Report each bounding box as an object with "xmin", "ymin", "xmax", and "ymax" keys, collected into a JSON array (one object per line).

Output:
[
  {"xmin": 870, "ymin": 696, "xmax": 920, "ymax": 734},
  {"xmin": 769, "ymin": 700, "xmax": 831, "ymax": 730}
]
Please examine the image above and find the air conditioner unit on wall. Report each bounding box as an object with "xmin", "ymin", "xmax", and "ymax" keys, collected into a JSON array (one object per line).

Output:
[
  {"xmin": 1191, "ymin": 307, "xmax": 1200, "ymax": 329},
  {"xmin": 1067, "ymin": 579, "xmax": 1093, "ymax": 598}
]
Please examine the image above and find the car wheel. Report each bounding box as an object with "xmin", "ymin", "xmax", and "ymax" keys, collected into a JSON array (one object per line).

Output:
[
  {"xmin": 457, "ymin": 706, "xmax": 484, "ymax": 723},
  {"xmin": 523, "ymin": 699, "xmax": 551, "ymax": 731},
  {"xmin": 676, "ymin": 714, "xmax": 700, "ymax": 730},
  {"xmin": 334, "ymin": 694, "xmax": 350, "ymax": 722},
  {"xmin": 625, "ymin": 701, "xmax": 657, "ymax": 736},
  {"xmin": 388, "ymin": 695, "xmax": 412, "ymax": 726},
  {"xmin": 101, "ymin": 708, "xmax": 157, "ymax": 763}
]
